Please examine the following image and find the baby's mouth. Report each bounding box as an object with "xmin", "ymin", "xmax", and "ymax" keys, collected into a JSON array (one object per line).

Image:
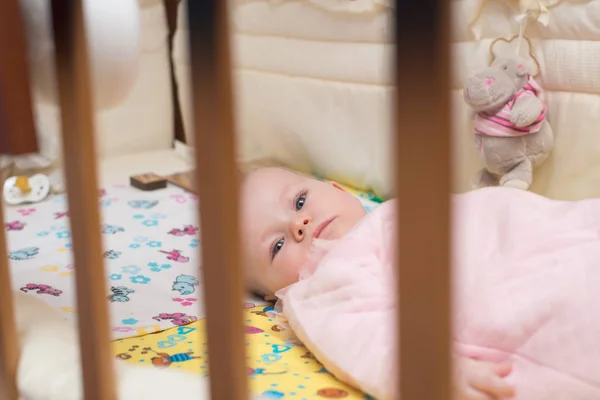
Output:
[{"xmin": 312, "ymin": 217, "xmax": 336, "ymax": 239}]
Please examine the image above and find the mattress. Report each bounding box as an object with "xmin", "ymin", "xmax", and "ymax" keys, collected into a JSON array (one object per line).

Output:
[
  {"xmin": 173, "ymin": 0, "xmax": 600, "ymax": 201},
  {"xmin": 6, "ymin": 152, "xmax": 381, "ymax": 398}
]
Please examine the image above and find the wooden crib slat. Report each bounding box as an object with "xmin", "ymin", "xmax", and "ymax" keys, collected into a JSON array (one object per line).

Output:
[
  {"xmin": 185, "ymin": 1, "xmax": 249, "ymax": 398},
  {"xmin": 395, "ymin": 1, "xmax": 452, "ymax": 400},
  {"xmin": 0, "ymin": 206, "xmax": 19, "ymax": 400},
  {"xmin": 0, "ymin": 0, "xmax": 38, "ymax": 155},
  {"xmin": 50, "ymin": 2, "xmax": 116, "ymax": 399},
  {"xmin": 0, "ymin": 1, "xmax": 38, "ymax": 398}
]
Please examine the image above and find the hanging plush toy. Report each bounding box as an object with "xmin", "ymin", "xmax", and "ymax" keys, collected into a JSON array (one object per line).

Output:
[
  {"xmin": 464, "ymin": 4, "xmax": 555, "ymax": 191},
  {"xmin": 464, "ymin": 56, "xmax": 554, "ymax": 190}
]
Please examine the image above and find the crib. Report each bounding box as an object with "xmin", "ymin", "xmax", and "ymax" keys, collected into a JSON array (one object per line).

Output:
[{"xmin": 0, "ymin": 0, "xmax": 451, "ymax": 399}]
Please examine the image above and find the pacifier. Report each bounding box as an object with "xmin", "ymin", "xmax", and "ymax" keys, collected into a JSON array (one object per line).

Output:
[{"xmin": 3, "ymin": 174, "xmax": 51, "ymax": 205}]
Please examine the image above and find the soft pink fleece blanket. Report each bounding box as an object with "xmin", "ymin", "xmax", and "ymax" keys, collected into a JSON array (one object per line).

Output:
[{"xmin": 276, "ymin": 188, "xmax": 600, "ymax": 400}]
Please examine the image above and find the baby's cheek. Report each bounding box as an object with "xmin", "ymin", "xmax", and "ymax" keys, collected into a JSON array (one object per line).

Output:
[
  {"xmin": 268, "ymin": 246, "xmax": 312, "ymax": 293},
  {"xmin": 281, "ymin": 251, "xmax": 308, "ymax": 281}
]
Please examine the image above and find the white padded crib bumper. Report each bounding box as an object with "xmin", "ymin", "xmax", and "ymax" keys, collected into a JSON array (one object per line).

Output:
[
  {"xmin": 94, "ymin": 0, "xmax": 174, "ymax": 159},
  {"xmin": 25, "ymin": 0, "xmax": 174, "ymax": 167},
  {"xmin": 173, "ymin": 0, "xmax": 600, "ymax": 201}
]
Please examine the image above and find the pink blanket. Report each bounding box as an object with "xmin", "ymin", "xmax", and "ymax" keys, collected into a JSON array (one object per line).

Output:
[{"xmin": 276, "ymin": 188, "xmax": 600, "ymax": 399}]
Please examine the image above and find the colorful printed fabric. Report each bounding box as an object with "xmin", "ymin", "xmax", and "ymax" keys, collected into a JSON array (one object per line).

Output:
[
  {"xmin": 113, "ymin": 304, "xmax": 372, "ymax": 399},
  {"xmin": 6, "ymin": 185, "xmax": 265, "ymax": 339},
  {"xmin": 6, "ymin": 183, "xmax": 381, "ymax": 341},
  {"xmin": 338, "ymin": 184, "xmax": 384, "ymax": 212},
  {"xmin": 312, "ymin": 176, "xmax": 386, "ymax": 207}
]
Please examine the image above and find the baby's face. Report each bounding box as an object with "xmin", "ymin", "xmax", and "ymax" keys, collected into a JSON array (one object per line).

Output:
[{"xmin": 241, "ymin": 167, "xmax": 367, "ymax": 295}]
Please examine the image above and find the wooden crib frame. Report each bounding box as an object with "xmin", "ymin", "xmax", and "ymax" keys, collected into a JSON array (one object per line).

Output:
[{"xmin": 0, "ymin": 1, "xmax": 451, "ymax": 399}]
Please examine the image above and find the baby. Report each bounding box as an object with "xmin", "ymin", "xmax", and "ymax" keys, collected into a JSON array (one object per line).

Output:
[{"xmin": 240, "ymin": 165, "xmax": 515, "ymax": 400}]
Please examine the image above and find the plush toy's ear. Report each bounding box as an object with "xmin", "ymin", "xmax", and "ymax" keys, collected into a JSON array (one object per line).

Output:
[{"xmin": 516, "ymin": 63, "xmax": 527, "ymax": 77}]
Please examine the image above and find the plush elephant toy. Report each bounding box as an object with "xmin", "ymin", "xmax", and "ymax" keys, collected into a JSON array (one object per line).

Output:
[{"xmin": 464, "ymin": 56, "xmax": 554, "ymax": 190}]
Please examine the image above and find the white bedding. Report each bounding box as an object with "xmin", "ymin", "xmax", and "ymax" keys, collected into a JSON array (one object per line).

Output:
[
  {"xmin": 5, "ymin": 149, "xmax": 269, "ymax": 340},
  {"xmin": 173, "ymin": 0, "xmax": 600, "ymax": 201},
  {"xmin": 7, "ymin": 184, "xmax": 208, "ymax": 340}
]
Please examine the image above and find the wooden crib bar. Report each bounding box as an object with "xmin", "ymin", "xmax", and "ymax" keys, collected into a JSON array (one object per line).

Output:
[
  {"xmin": 185, "ymin": 1, "xmax": 249, "ymax": 398},
  {"xmin": 0, "ymin": 1, "xmax": 39, "ymax": 399},
  {"xmin": 0, "ymin": 0, "xmax": 38, "ymax": 156},
  {"xmin": 50, "ymin": 1, "xmax": 116, "ymax": 399},
  {"xmin": 395, "ymin": 2, "xmax": 452, "ymax": 399}
]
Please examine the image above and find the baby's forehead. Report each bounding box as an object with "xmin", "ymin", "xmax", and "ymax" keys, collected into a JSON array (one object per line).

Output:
[{"xmin": 244, "ymin": 167, "xmax": 311, "ymax": 190}]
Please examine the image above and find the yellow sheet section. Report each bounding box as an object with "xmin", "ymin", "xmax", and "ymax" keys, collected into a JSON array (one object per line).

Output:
[{"xmin": 113, "ymin": 305, "xmax": 368, "ymax": 399}]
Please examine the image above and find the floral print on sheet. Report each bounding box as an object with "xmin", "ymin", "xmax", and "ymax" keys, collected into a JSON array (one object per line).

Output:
[{"xmin": 4, "ymin": 185, "xmax": 254, "ymax": 340}]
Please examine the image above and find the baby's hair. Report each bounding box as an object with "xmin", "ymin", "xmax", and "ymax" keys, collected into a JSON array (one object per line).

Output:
[
  {"xmin": 238, "ymin": 158, "xmax": 285, "ymax": 173},
  {"xmin": 237, "ymin": 158, "xmax": 309, "ymax": 182}
]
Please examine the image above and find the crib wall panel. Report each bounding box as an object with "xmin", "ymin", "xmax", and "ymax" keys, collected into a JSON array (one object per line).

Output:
[
  {"xmin": 0, "ymin": 0, "xmax": 38, "ymax": 155},
  {"xmin": 50, "ymin": 1, "xmax": 116, "ymax": 399},
  {"xmin": 395, "ymin": 1, "xmax": 452, "ymax": 399},
  {"xmin": 186, "ymin": 1, "xmax": 249, "ymax": 398}
]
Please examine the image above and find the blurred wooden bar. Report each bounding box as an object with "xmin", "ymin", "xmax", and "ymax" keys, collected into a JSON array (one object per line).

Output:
[
  {"xmin": 186, "ymin": 1, "xmax": 249, "ymax": 398},
  {"xmin": 50, "ymin": 1, "xmax": 116, "ymax": 399},
  {"xmin": 0, "ymin": 195, "xmax": 19, "ymax": 400},
  {"xmin": 395, "ymin": 1, "xmax": 452, "ymax": 400},
  {"xmin": 0, "ymin": 0, "xmax": 38, "ymax": 155},
  {"xmin": 0, "ymin": 1, "xmax": 36, "ymax": 399}
]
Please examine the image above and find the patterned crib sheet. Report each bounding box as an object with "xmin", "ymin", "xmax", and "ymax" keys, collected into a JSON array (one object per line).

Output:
[
  {"xmin": 6, "ymin": 181, "xmax": 382, "ymax": 341},
  {"xmin": 5, "ymin": 184, "xmax": 267, "ymax": 339},
  {"xmin": 113, "ymin": 304, "xmax": 372, "ymax": 399}
]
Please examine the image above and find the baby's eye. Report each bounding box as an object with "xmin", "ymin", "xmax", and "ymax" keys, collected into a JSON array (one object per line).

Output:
[
  {"xmin": 295, "ymin": 194, "xmax": 306, "ymax": 211},
  {"xmin": 271, "ymin": 239, "xmax": 284, "ymax": 259}
]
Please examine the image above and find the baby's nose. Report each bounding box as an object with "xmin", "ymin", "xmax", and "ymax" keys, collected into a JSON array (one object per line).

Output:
[{"xmin": 291, "ymin": 216, "xmax": 311, "ymax": 242}]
